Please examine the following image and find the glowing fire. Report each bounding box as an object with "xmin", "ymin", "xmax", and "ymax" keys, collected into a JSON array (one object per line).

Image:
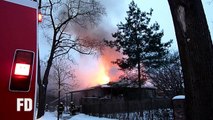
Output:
[
  {"xmin": 75, "ymin": 48, "xmax": 123, "ymax": 88},
  {"xmin": 96, "ymin": 62, "xmax": 110, "ymax": 85},
  {"xmin": 101, "ymin": 75, "xmax": 110, "ymax": 85}
]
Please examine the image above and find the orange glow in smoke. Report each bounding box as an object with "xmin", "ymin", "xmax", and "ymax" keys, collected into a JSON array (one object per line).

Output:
[
  {"xmin": 76, "ymin": 47, "xmax": 124, "ymax": 88},
  {"xmin": 96, "ymin": 61, "xmax": 110, "ymax": 85}
]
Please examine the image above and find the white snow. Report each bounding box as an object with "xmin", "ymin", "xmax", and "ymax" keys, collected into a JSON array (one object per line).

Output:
[
  {"xmin": 101, "ymin": 84, "xmax": 111, "ymax": 88},
  {"xmin": 70, "ymin": 114, "xmax": 117, "ymax": 120},
  {"xmin": 142, "ymin": 80, "xmax": 156, "ymax": 89},
  {"xmin": 37, "ymin": 112, "xmax": 117, "ymax": 120},
  {"xmin": 172, "ymin": 95, "xmax": 185, "ymax": 100},
  {"xmin": 37, "ymin": 112, "xmax": 56, "ymax": 120}
]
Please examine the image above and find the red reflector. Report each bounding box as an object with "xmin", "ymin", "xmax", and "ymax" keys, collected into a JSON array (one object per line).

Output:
[
  {"xmin": 38, "ymin": 11, "xmax": 42, "ymax": 22},
  {"xmin": 14, "ymin": 63, "xmax": 30, "ymax": 76},
  {"xmin": 10, "ymin": 50, "xmax": 34, "ymax": 92}
]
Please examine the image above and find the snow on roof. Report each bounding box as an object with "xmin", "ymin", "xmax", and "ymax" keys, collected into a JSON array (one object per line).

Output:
[
  {"xmin": 141, "ymin": 81, "xmax": 157, "ymax": 89},
  {"xmin": 101, "ymin": 84, "xmax": 111, "ymax": 88},
  {"xmin": 172, "ymin": 95, "xmax": 185, "ymax": 100},
  {"xmin": 141, "ymin": 85, "xmax": 157, "ymax": 89},
  {"xmin": 71, "ymin": 114, "xmax": 117, "ymax": 120}
]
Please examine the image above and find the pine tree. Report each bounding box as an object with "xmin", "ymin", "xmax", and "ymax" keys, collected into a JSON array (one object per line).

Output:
[{"xmin": 105, "ymin": 1, "xmax": 172, "ymax": 86}]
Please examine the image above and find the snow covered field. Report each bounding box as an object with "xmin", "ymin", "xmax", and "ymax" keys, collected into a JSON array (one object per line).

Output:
[
  {"xmin": 36, "ymin": 109, "xmax": 173, "ymax": 120},
  {"xmin": 37, "ymin": 112, "xmax": 117, "ymax": 120}
]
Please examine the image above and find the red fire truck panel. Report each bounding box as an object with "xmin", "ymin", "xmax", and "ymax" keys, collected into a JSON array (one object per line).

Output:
[{"xmin": 0, "ymin": 0, "xmax": 37, "ymax": 119}]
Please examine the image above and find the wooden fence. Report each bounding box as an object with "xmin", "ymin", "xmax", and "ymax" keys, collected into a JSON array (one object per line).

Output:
[{"xmin": 81, "ymin": 98, "xmax": 172, "ymax": 115}]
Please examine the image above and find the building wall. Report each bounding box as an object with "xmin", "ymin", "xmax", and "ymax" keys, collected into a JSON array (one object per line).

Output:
[{"xmin": 70, "ymin": 87, "xmax": 157, "ymax": 106}]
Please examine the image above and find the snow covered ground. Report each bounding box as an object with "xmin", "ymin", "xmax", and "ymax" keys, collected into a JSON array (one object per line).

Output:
[{"xmin": 37, "ymin": 112, "xmax": 117, "ymax": 120}]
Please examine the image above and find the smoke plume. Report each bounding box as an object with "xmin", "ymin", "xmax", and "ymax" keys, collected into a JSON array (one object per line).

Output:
[{"xmin": 68, "ymin": 19, "xmax": 123, "ymax": 89}]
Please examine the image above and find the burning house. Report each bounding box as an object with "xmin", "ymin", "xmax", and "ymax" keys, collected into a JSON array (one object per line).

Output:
[
  {"xmin": 69, "ymin": 84, "xmax": 157, "ymax": 106},
  {"xmin": 65, "ymin": 83, "xmax": 172, "ymax": 115},
  {"xmin": 69, "ymin": 85, "xmax": 156, "ymax": 105}
]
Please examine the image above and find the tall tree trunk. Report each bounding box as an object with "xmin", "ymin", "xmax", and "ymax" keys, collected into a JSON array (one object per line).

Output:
[
  {"xmin": 37, "ymin": 55, "xmax": 54, "ymax": 118},
  {"xmin": 137, "ymin": 44, "xmax": 141, "ymax": 88},
  {"xmin": 37, "ymin": 57, "xmax": 54, "ymax": 118},
  {"xmin": 37, "ymin": 35, "xmax": 56, "ymax": 118},
  {"xmin": 37, "ymin": 85, "xmax": 47, "ymax": 118},
  {"xmin": 57, "ymin": 77, "xmax": 61, "ymax": 120},
  {"xmin": 135, "ymin": 29, "xmax": 141, "ymax": 88},
  {"xmin": 37, "ymin": 50, "xmax": 47, "ymax": 118},
  {"xmin": 168, "ymin": 0, "xmax": 213, "ymax": 119},
  {"xmin": 135, "ymin": 30, "xmax": 143, "ymax": 117}
]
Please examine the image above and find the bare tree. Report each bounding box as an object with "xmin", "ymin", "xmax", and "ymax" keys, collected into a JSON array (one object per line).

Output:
[
  {"xmin": 48, "ymin": 57, "xmax": 77, "ymax": 120},
  {"xmin": 37, "ymin": 0, "xmax": 105, "ymax": 118},
  {"xmin": 168, "ymin": 0, "xmax": 213, "ymax": 119},
  {"xmin": 48, "ymin": 57, "xmax": 77, "ymax": 98},
  {"xmin": 150, "ymin": 52, "xmax": 184, "ymax": 98}
]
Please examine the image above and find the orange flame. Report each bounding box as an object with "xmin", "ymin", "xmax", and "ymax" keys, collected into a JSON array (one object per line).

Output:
[
  {"xmin": 75, "ymin": 47, "xmax": 123, "ymax": 89},
  {"xmin": 94, "ymin": 47, "xmax": 123, "ymax": 85},
  {"xmin": 95, "ymin": 60, "xmax": 110, "ymax": 85}
]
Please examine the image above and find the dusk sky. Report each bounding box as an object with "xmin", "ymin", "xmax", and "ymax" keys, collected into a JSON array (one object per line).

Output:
[{"xmin": 99, "ymin": 0, "xmax": 213, "ymax": 50}]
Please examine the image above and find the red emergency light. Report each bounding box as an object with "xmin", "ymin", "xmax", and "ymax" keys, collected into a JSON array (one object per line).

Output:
[
  {"xmin": 38, "ymin": 10, "xmax": 42, "ymax": 22},
  {"xmin": 9, "ymin": 50, "xmax": 34, "ymax": 91},
  {"xmin": 14, "ymin": 63, "xmax": 30, "ymax": 76}
]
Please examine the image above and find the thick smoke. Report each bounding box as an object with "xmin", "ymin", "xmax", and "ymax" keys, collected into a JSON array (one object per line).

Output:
[
  {"xmin": 65, "ymin": 0, "xmax": 138, "ymax": 89},
  {"xmin": 68, "ymin": 19, "xmax": 123, "ymax": 89}
]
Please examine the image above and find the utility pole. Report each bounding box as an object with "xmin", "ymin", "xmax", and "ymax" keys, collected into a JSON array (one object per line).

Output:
[{"xmin": 168, "ymin": 0, "xmax": 213, "ymax": 119}]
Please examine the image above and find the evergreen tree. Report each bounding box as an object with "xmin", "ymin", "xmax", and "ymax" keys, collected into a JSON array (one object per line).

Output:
[{"xmin": 105, "ymin": 1, "xmax": 172, "ymax": 86}]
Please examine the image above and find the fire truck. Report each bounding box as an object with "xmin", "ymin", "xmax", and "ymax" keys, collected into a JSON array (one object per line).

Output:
[{"xmin": 0, "ymin": 0, "xmax": 40, "ymax": 119}]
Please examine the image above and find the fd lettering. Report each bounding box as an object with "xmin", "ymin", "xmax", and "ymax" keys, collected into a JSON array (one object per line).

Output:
[{"xmin": 17, "ymin": 98, "xmax": 32, "ymax": 111}]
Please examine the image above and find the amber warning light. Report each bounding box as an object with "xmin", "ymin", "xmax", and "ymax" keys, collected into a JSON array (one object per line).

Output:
[{"xmin": 10, "ymin": 50, "xmax": 34, "ymax": 91}]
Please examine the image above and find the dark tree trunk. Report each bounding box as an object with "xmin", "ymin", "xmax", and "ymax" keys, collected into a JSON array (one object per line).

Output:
[
  {"xmin": 37, "ymin": 55, "xmax": 54, "ymax": 118},
  {"xmin": 37, "ymin": 51, "xmax": 46, "ymax": 118},
  {"xmin": 168, "ymin": 0, "xmax": 213, "ymax": 119},
  {"xmin": 37, "ymin": 58, "xmax": 54, "ymax": 118},
  {"xmin": 57, "ymin": 77, "xmax": 61, "ymax": 120},
  {"xmin": 37, "ymin": 34, "xmax": 56, "ymax": 118},
  {"xmin": 37, "ymin": 85, "xmax": 47, "ymax": 118},
  {"xmin": 137, "ymin": 43, "xmax": 141, "ymax": 88}
]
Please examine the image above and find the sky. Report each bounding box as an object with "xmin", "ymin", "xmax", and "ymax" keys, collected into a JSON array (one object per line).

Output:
[
  {"xmin": 99, "ymin": 0, "xmax": 213, "ymax": 51},
  {"xmin": 99, "ymin": 0, "xmax": 176, "ymax": 49},
  {"xmin": 39, "ymin": 0, "xmax": 213, "ymax": 89},
  {"xmin": 39, "ymin": 0, "xmax": 213, "ymax": 58}
]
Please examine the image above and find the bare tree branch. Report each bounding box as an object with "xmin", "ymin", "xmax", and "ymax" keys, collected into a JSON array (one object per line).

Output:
[{"xmin": 37, "ymin": 0, "xmax": 105, "ymax": 118}]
